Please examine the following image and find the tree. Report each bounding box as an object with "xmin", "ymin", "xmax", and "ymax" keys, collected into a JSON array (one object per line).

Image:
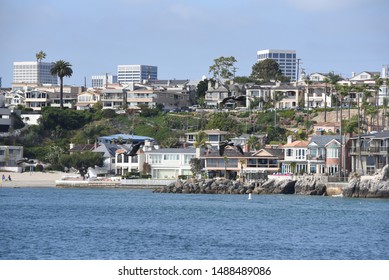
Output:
[
  {"xmin": 50, "ymin": 60, "xmax": 73, "ymax": 109},
  {"xmin": 209, "ymin": 56, "xmax": 237, "ymax": 81},
  {"xmin": 250, "ymin": 59, "xmax": 283, "ymax": 82},
  {"xmin": 45, "ymin": 145, "xmax": 65, "ymax": 170},
  {"xmin": 189, "ymin": 158, "xmax": 204, "ymax": 177},
  {"xmin": 60, "ymin": 151, "xmax": 104, "ymax": 179},
  {"xmin": 193, "ymin": 131, "xmax": 208, "ymax": 148},
  {"xmin": 35, "ymin": 50, "xmax": 46, "ymax": 85},
  {"xmin": 196, "ymin": 79, "xmax": 209, "ymax": 99}
]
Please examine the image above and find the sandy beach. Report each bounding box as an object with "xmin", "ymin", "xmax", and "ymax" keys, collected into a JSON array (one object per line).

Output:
[{"xmin": 0, "ymin": 171, "xmax": 76, "ymax": 188}]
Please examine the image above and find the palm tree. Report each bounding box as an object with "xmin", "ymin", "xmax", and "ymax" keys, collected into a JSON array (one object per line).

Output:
[
  {"xmin": 323, "ymin": 77, "xmax": 330, "ymax": 122},
  {"xmin": 374, "ymin": 75, "xmax": 383, "ymax": 128},
  {"xmin": 35, "ymin": 50, "xmax": 46, "ymax": 85},
  {"xmin": 50, "ymin": 60, "xmax": 73, "ymax": 109},
  {"xmin": 304, "ymin": 76, "xmax": 312, "ymax": 130}
]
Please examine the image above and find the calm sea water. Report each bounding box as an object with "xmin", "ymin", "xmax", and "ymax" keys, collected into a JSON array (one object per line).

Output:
[{"xmin": 0, "ymin": 188, "xmax": 388, "ymax": 260}]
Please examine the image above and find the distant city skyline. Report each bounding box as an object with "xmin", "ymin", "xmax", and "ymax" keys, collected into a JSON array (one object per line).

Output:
[{"xmin": 1, "ymin": 0, "xmax": 388, "ymax": 87}]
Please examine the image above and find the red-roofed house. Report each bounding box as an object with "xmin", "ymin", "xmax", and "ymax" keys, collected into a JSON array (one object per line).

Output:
[{"xmin": 281, "ymin": 136, "xmax": 309, "ymax": 174}]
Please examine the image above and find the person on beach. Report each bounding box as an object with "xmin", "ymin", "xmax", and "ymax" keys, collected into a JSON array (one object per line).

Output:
[
  {"xmin": 8, "ymin": 175, "xmax": 11, "ymax": 181},
  {"xmin": 2, "ymin": 174, "xmax": 5, "ymax": 182}
]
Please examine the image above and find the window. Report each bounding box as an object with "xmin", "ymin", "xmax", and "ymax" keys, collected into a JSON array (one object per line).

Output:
[
  {"xmin": 150, "ymin": 155, "xmax": 162, "ymax": 164},
  {"xmin": 286, "ymin": 149, "xmax": 293, "ymax": 156},
  {"xmin": 327, "ymin": 145, "xmax": 339, "ymax": 158},
  {"xmin": 184, "ymin": 155, "xmax": 195, "ymax": 164},
  {"xmin": 163, "ymin": 154, "xmax": 179, "ymax": 161}
]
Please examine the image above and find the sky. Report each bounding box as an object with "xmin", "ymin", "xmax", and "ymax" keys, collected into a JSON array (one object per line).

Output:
[{"xmin": 1, "ymin": 0, "xmax": 388, "ymax": 87}]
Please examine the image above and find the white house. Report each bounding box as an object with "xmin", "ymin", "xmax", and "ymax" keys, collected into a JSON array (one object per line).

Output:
[
  {"xmin": 145, "ymin": 148, "xmax": 196, "ymax": 179},
  {"xmin": 280, "ymin": 136, "xmax": 309, "ymax": 174}
]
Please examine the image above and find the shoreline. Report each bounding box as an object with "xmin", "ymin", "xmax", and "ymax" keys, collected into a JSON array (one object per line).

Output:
[{"xmin": 0, "ymin": 171, "xmax": 72, "ymax": 188}]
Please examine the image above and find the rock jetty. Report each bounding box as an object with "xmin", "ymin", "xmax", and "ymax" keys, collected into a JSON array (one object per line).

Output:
[
  {"xmin": 155, "ymin": 165, "xmax": 389, "ymax": 198},
  {"xmin": 154, "ymin": 177, "xmax": 323, "ymax": 196},
  {"xmin": 344, "ymin": 165, "xmax": 389, "ymax": 198}
]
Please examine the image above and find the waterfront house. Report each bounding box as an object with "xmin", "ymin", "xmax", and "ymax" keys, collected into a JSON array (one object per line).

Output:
[
  {"xmin": 145, "ymin": 147, "xmax": 196, "ymax": 179},
  {"xmin": 0, "ymin": 145, "xmax": 23, "ymax": 172},
  {"xmin": 349, "ymin": 130, "xmax": 389, "ymax": 175},
  {"xmin": 202, "ymin": 145, "xmax": 283, "ymax": 179},
  {"xmin": 307, "ymin": 135, "xmax": 341, "ymax": 175},
  {"xmin": 280, "ymin": 136, "xmax": 309, "ymax": 174},
  {"xmin": 115, "ymin": 144, "xmax": 145, "ymax": 176}
]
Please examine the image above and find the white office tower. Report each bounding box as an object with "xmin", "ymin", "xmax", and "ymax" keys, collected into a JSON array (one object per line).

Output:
[
  {"xmin": 13, "ymin": 61, "xmax": 57, "ymax": 85},
  {"xmin": 91, "ymin": 74, "xmax": 118, "ymax": 88},
  {"xmin": 256, "ymin": 49, "xmax": 297, "ymax": 81},
  {"xmin": 117, "ymin": 65, "xmax": 157, "ymax": 84}
]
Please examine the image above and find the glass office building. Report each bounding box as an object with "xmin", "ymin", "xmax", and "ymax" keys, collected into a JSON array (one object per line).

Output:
[{"xmin": 257, "ymin": 49, "xmax": 297, "ymax": 81}]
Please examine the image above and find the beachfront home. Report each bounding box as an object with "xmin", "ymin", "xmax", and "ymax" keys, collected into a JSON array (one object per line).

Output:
[
  {"xmin": 115, "ymin": 144, "xmax": 146, "ymax": 176},
  {"xmin": 349, "ymin": 130, "xmax": 389, "ymax": 175},
  {"xmin": 307, "ymin": 135, "xmax": 341, "ymax": 175},
  {"xmin": 280, "ymin": 136, "xmax": 309, "ymax": 174},
  {"xmin": 202, "ymin": 145, "xmax": 283, "ymax": 179},
  {"xmin": 145, "ymin": 147, "xmax": 197, "ymax": 179},
  {"xmin": 0, "ymin": 145, "xmax": 23, "ymax": 172}
]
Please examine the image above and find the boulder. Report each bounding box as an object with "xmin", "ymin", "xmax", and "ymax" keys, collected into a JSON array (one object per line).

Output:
[{"xmin": 294, "ymin": 176, "xmax": 326, "ymax": 195}]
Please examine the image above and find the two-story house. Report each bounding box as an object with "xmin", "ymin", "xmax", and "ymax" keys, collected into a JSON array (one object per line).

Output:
[
  {"xmin": 202, "ymin": 145, "xmax": 283, "ymax": 179},
  {"xmin": 273, "ymin": 84, "xmax": 304, "ymax": 109},
  {"xmin": 185, "ymin": 129, "xmax": 229, "ymax": 148},
  {"xmin": 115, "ymin": 144, "xmax": 145, "ymax": 176},
  {"xmin": 307, "ymin": 135, "xmax": 341, "ymax": 175},
  {"xmin": 204, "ymin": 81, "xmax": 246, "ymax": 109},
  {"xmin": 76, "ymin": 90, "xmax": 101, "ymax": 110},
  {"xmin": 0, "ymin": 145, "xmax": 23, "ymax": 172},
  {"xmin": 280, "ymin": 136, "xmax": 309, "ymax": 174},
  {"xmin": 145, "ymin": 147, "xmax": 197, "ymax": 179},
  {"xmin": 305, "ymin": 82, "xmax": 332, "ymax": 109}
]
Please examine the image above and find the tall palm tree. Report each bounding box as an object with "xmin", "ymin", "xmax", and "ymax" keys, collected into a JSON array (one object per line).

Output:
[
  {"xmin": 304, "ymin": 77, "xmax": 312, "ymax": 130},
  {"xmin": 374, "ymin": 74, "xmax": 383, "ymax": 128},
  {"xmin": 35, "ymin": 50, "xmax": 46, "ymax": 85},
  {"xmin": 323, "ymin": 77, "xmax": 330, "ymax": 122},
  {"xmin": 50, "ymin": 60, "xmax": 73, "ymax": 109}
]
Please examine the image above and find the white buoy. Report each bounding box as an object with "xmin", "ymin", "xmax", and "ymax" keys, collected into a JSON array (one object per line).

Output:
[{"xmin": 248, "ymin": 193, "xmax": 252, "ymax": 200}]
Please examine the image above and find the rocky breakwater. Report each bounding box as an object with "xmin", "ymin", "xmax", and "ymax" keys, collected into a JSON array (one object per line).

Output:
[
  {"xmin": 344, "ymin": 165, "xmax": 389, "ymax": 198},
  {"xmin": 155, "ymin": 175, "xmax": 332, "ymax": 196}
]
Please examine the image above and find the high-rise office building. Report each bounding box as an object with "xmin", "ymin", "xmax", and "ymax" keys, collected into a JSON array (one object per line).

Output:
[
  {"xmin": 91, "ymin": 74, "xmax": 118, "ymax": 88},
  {"xmin": 13, "ymin": 61, "xmax": 58, "ymax": 85},
  {"xmin": 257, "ymin": 49, "xmax": 297, "ymax": 81},
  {"xmin": 117, "ymin": 65, "xmax": 157, "ymax": 84}
]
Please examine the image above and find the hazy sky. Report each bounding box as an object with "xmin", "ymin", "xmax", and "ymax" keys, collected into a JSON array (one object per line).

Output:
[{"xmin": 1, "ymin": 0, "xmax": 388, "ymax": 87}]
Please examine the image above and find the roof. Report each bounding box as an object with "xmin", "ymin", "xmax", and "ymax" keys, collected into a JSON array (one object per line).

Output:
[
  {"xmin": 70, "ymin": 144, "xmax": 95, "ymax": 152},
  {"xmin": 349, "ymin": 130, "xmax": 389, "ymax": 140},
  {"xmin": 93, "ymin": 143, "xmax": 120, "ymax": 157},
  {"xmin": 98, "ymin": 134, "xmax": 154, "ymax": 143},
  {"xmin": 145, "ymin": 148, "xmax": 197, "ymax": 154},
  {"xmin": 309, "ymin": 135, "xmax": 341, "ymax": 147},
  {"xmin": 203, "ymin": 147, "xmax": 248, "ymax": 158},
  {"xmin": 185, "ymin": 130, "xmax": 229, "ymax": 136},
  {"xmin": 282, "ymin": 140, "xmax": 309, "ymax": 148}
]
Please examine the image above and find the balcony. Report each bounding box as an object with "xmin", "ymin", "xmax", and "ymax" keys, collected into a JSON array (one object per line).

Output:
[{"xmin": 349, "ymin": 146, "xmax": 389, "ymax": 155}]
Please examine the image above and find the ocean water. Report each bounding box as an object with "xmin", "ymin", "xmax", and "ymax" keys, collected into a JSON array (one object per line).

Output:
[{"xmin": 0, "ymin": 188, "xmax": 388, "ymax": 260}]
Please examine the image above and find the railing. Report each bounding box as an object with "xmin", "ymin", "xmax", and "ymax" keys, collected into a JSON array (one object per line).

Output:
[{"xmin": 349, "ymin": 146, "xmax": 389, "ymax": 153}]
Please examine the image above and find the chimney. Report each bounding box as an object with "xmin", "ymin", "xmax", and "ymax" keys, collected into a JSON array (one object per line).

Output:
[
  {"xmin": 70, "ymin": 143, "xmax": 74, "ymax": 150},
  {"xmin": 287, "ymin": 135, "xmax": 294, "ymax": 144}
]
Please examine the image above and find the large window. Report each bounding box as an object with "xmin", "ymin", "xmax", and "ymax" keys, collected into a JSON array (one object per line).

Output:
[
  {"xmin": 327, "ymin": 144, "xmax": 339, "ymax": 158},
  {"xmin": 163, "ymin": 154, "xmax": 179, "ymax": 161},
  {"xmin": 150, "ymin": 155, "xmax": 162, "ymax": 164}
]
